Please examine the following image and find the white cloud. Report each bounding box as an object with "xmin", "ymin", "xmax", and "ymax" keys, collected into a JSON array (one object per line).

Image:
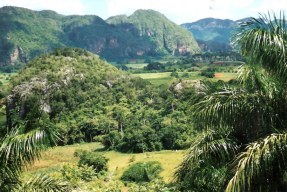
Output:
[{"xmin": 0, "ymin": 0, "xmax": 85, "ymax": 15}]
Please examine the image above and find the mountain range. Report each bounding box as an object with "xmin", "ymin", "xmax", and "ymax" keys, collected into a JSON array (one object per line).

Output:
[
  {"xmin": 0, "ymin": 6, "xmax": 200, "ymax": 65},
  {"xmin": 0, "ymin": 6, "xmax": 251, "ymax": 66},
  {"xmin": 181, "ymin": 17, "xmax": 250, "ymax": 52}
]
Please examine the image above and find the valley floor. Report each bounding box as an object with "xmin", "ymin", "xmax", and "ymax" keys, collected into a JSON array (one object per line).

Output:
[{"xmin": 25, "ymin": 142, "xmax": 184, "ymax": 182}]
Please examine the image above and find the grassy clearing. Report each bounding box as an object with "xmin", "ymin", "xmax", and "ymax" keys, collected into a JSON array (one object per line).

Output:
[
  {"xmin": 132, "ymin": 72, "xmax": 172, "ymax": 79},
  {"xmin": 125, "ymin": 63, "xmax": 148, "ymax": 69},
  {"xmin": 132, "ymin": 71, "xmax": 237, "ymax": 85},
  {"xmin": 25, "ymin": 142, "xmax": 184, "ymax": 182},
  {"xmin": 148, "ymin": 77, "xmax": 174, "ymax": 85},
  {"xmin": 132, "ymin": 72, "xmax": 174, "ymax": 85}
]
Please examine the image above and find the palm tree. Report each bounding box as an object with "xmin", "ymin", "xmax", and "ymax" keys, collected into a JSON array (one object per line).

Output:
[
  {"xmin": 0, "ymin": 117, "xmax": 69, "ymax": 191},
  {"xmin": 176, "ymin": 12, "xmax": 287, "ymax": 191}
]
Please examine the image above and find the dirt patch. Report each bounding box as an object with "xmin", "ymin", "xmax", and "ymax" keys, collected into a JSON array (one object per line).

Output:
[{"xmin": 214, "ymin": 73, "xmax": 224, "ymax": 78}]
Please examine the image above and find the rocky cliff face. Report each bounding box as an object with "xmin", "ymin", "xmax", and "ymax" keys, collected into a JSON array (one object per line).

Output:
[
  {"xmin": 0, "ymin": 6, "xmax": 200, "ymax": 65},
  {"xmin": 9, "ymin": 46, "xmax": 26, "ymax": 65},
  {"xmin": 107, "ymin": 9, "xmax": 200, "ymax": 56}
]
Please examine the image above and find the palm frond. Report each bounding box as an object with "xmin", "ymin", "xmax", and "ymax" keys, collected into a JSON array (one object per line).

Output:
[
  {"xmin": 175, "ymin": 130, "xmax": 240, "ymax": 183},
  {"xmin": 233, "ymin": 12, "xmax": 287, "ymax": 82},
  {"xmin": 226, "ymin": 133, "xmax": 287, "ymax": 192},
  {"xmin": 192, "ymin": 79, "xmax": 286, "ymax": 139},
  {"xmin": 0, "ymin": 164, "xmax": 21, "ymax": 192},
  {"xmin": 17, "ymin": 174, "xmax": 70, "ymax": 192},
  {"xmin": 0, "ymin": 124, "xmax": 59, "ymax": 191},
  {"xmin": 0, "ymin": 127, "xmax": 56, "ymax": 166}
]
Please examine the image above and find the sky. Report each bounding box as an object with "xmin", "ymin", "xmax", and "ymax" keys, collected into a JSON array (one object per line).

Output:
[{"xmin": 0, "ymin": 0, "xmax": 286, "ymax": 24}]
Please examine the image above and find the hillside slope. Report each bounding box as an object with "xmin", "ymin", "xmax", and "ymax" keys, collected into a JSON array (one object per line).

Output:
[
  {"xmin": 5, "ymin": 48, "xmax": 194, "ymax": 151},
  {"xmin": 107, "ymin": 9, "xmax": 200, "ymax": 56},
  {"xmin": 6, "ymin": 48, "xmax": 124, "ymax": 143},
  {"xmin": 181, "ymin": 18, "xmax": 238, "ymax": 52},
  {"xmin": 0, "ymin": 6, "xmax": 200, "ymax": 65}
]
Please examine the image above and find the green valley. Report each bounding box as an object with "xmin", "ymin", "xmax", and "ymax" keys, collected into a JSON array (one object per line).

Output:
[{"xmin": 1, "ymin": 4, "xmax": 287, "ymax": 192}]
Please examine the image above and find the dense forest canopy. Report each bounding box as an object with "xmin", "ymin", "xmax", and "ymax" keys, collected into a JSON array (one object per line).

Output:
[{"xmin": 3, "ymin": 48, "xmax": 197, "ymax": 152}]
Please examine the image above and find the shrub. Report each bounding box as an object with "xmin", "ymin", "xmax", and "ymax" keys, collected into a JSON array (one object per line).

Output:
[
  {"xmin": 73, "ymin": 149, "xmax": 87, "ymax": 157},
  {"xmin": 170, "ymin": 71, "xmax": 179, "ymax": 78},
  {"xmin": 60, "ymin": 164, "xmax": 96, "ymax": 184},
  {"xmin": 78, "ymin": 151, "xmax": 108, "ymax": 174},
  {"xmin": 121, "ymin": 161, "xmax": 163, "ymax": 183},
  {"xmin": 200, "ymin": 70, "xmax": 215, "ymax": 78},
  {"xmin": 181, "ymin": 72, "xmax": 190, "ymax": 78}
]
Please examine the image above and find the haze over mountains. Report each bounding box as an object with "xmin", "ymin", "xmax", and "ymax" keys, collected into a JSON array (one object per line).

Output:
[
  {"xmin": 0, "ymin": 6, "xmax": 245, "ymax": 66},
  {"xmin": 181, "ymin": 18, "xmax": 249, "ymax": 52}
]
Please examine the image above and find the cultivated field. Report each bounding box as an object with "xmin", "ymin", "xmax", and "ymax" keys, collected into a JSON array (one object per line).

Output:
[{"xmin": 132, "ymin": 72, "xmax": 237, "ymax": 85}]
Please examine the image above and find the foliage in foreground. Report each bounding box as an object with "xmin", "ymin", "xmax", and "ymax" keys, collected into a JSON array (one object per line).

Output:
[
  {"xmin": 0, "ymin": 118, "xmax": 68, "ymax": 191},
  {"xmin": 176, "ymin": 12, "xmax": 287, "ymax": 191}
]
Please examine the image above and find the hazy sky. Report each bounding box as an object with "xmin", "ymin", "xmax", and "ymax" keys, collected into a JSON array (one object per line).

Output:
[{"xmin": 0, "ymin": 0, "xmax": 286, "ymax": 24}]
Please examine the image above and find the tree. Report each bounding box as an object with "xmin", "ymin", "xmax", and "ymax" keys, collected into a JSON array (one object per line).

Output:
[
  {"xmin": 176, "ymin": 13, "xmax": 287, "ymax": 191},
  {"xmin": 106, "ymin": 104, "xmax": 131, "ymax": 137},
  {"xmin": 145, "ymin": 62, "xmax": 165, "ymax": 71}
]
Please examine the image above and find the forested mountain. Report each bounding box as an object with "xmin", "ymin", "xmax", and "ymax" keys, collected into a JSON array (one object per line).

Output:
[
  {"xmin": 4, "ymin": 48, "xmax": 194, "ymax": 152},
  {"xmin": 181, "ymin": 18, "xmax": 243, "ymax": 52},
  {"xmin": 0, "ymin": 6, "xmax": 200, "ymax": 65},
  {"xmin": 106, "ymin": 9, "xmax": 200, "ymax": 56}
]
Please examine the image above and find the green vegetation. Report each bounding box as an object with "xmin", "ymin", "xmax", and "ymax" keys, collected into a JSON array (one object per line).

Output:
[
  {"xmin": 1, "ymin": 7, "xmax": 285, "ymax": 191},
  {"xmin": 24, "ymin": 142, "xmax": 184, "ymax": 182},
  {"xmin": 107, "ymin": 9, "xmax": 200, "ymax": 55},
  {"xmin": 120, "ymin": 52, "xmax": 242, "ymax": 85},
  {"xmin": 181, "ymin": 18, "xmax": 237, "ymax": 52},
  {"xmin": 0, "ymin": 6, "xmax": 200, "ymax": 65},
  {"xmin": 0, "ymin": 93, "xmax": 67, "ymax": 191},
  {"xmin": 78, "ymin": 151, "xmax": 108, "ymax": 174},
  {"xmin": 23, "ymin": 142, "xmax": 182, "ymax": 191},
  {"xmin": 4, "ymin": 48, "xmax": 195, "ymax": 154},
  {"xmin": 121, "ymin": 161, "xmax": 163, "ymax": 183},
  {"xmin": 176, "ymin": 13, "xmax": 287, "ymax": 191}
]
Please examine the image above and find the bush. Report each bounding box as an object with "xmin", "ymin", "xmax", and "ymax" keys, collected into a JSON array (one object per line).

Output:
[
  {"xmin": 121, "ymin": 161, "xmax": 163, "ymax": 183},
  {"xmin": 73, "ymin": 149, "xmax": 87, "ymax": 157},
  {"xmin": 181, "ymin": 72, "xmax": 190, "ymax": 78},
  {"xmin": 170, "ymin": 71, "xmax": 179, "ymax": 78},
  {"xmin": 200, "ymin": 70, "xmax": 215, "ymax": 78},
  {"xmin": 145, "ymin": 62, "xmax": 165, "ymax": 71},
  {"xmin": 60, "ymin": 164, "xmax": 96, "ymax": 184},
  {"xmin": 78, "ymin": 151, "xmax": 108, "ymax": 174}
]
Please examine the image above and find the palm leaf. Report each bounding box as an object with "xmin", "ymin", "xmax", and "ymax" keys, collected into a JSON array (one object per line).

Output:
[
  {"xmin": 0, "ymin": 123, "xmax": 59, "ymax": 191},
  {"xmin": 17, "ymin": 174, "xmax": 70, "ymax": 192},
  {"xmin": 226, "ymin": 133, "xmax": 287, "ymax": 192},
  {"xmin": 0, "ymin": 127, "xmax": 57, "ymax": 166},
  {"xmin": 192, "ymin": 77, "xmax": 287, "ymax": 139},
  {"xmin": 233, "ymin": 12, "xmax": 287, "ymax": 82},
  {"xmin": 175, "ymin": 130, "xmax": 239, "ymax": 183}
]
